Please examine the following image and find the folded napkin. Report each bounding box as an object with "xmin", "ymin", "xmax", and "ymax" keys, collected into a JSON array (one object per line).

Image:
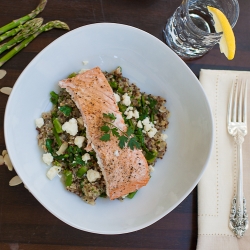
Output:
[{"xmin": 197, "ymin": 69, "xmax": 250, "ymax": 250}]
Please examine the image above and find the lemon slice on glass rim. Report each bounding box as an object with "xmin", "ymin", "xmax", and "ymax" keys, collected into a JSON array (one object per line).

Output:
[{"xmin": 207, "ymin": 6, "xmax": 236, "ymax": 60}]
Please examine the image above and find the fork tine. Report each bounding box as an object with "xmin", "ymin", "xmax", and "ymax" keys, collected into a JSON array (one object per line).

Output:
[
  {"xmin": 238, "ymin": 81, "xmax": 243, "ymax": 122},
  {"xmin": 228, "ymin": 81, "xmax": 235, "ymax": 124},
  {"xmin": 243, "ymin": 80, "xmax": 247, "ymax": 124},
  {"xmin": 233, "ymin": 81, "xmax": 238, "ymax": 122}
]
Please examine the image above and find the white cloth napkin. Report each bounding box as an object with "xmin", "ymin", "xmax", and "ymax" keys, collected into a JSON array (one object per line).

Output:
[{"xmin": 197, "ymin": 69, "xmax": 250, "ymax": 250}]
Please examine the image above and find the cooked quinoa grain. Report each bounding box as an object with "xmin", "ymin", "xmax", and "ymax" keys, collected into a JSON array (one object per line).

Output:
[{"xmin": 36, "ymin": 67, "xmax": 170, "ymax": 205}]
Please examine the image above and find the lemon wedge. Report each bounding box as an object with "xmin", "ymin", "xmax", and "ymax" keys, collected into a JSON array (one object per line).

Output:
[{"xmin": 207, "ymin": 6, "xmax": 236, "ymax": 60}]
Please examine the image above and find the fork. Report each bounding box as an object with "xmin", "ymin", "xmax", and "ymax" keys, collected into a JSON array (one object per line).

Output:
[{"xmin": 227, "ymin": 80, "xmax": 249, "ymax": 238}]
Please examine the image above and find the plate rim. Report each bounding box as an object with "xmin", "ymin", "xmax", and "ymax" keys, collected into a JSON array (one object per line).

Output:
[{"xmin": 4, "ymin": 22, "xmax": 214, "ymax": 234}]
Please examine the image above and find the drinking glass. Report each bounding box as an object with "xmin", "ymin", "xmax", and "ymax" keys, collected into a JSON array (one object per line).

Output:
[{"xmin": 163, "ymin": 0, "xmax": 239, "ymax": 60}]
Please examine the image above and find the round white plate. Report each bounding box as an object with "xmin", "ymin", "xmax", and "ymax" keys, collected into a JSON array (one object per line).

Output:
[{"xmin": 4, "ymin": 23, "xmax": 213, "ymax": 234}]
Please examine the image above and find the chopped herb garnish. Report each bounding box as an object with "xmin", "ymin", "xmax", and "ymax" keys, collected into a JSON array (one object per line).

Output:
[
  {"xmin": 50, "ymin": 91, "xmax": 58, "ymax": 105},
  {"xmin": 100, "ymin": 113, "xmax": 141, "ymax": 150},
  {"xmin": 99, "ymin": 192, "xmax": 107, "ymax": 198},
  {"xmin": 148, "ymin": 96, "xmax": 157, "ymax": 109},
  {"xmin": 126, "ymin": 126, "xmax": 134, "ymax": 137},
  {"xmin": 111, "ymin": 128, "xmax": 119, "ymax": 137},
  {"xmin": 118, "ymin": 135, "xmax": 128, "ymax": 149},
  {"xmin": 101, "ymin": 125, "xmax": 110, "ymax": 133},
  {"xmin": 145, "ymin": 150, "xmax": 158, "ymax": 163},
  {"xmin": 75, "ymin": 156, "xmax": 85, "ymax": 166},
  {"xmin": 134, "ymin": 128, "xmax": 145, "ymax": 147},
  {"xmin": 109, "ymin": 81, "xmax": 118, "ymax": 89},
  {"xmin": 68, "ymin": 72, "xmax": 77, "ymax": 78},
  {"xmin": 45, "ymin": 139, "xmax": 53, "ymax": 153},
  {"xmin": 118, "ymin": 103, "xmax": 127, "ymax": 112},
  {"xmin": 53, "ymin": 154, "xmax": 65, "ymax": 161},
  {"xmin": 117, "ymin": 87, "xmax": 124, "ymax": 94},
  {"xmin": 59, "ymin": 105, "xmax": 72, "ymax": 116},
  {"xmin": 100, "ymin": 133, "xmax": 110, "ymax": 142},
  {"xmin": 148, "ymin": 96, "xmax": 158, "ymax": 122},
  {"xmin": 103, "ymin": 113, "xmax": 116, "ymax": 121},
  {"xmin": 141, "ymin": 95, "xmax": 145, "ymax": 107},
  {"xmin": 127, "ymin": 136, "xmax": 141, "ymax": 150}
]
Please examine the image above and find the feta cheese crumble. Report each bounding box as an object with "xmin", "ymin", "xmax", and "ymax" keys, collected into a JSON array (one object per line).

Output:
[
  {"xmin": 121, "ymin": 93, "xmax": 131, "ymax": 106},
  {"xmin": 82, "ymin": 60, "xmax": 89, "ymax": 65},
  {"xmin": 160, "ymin": 133, "xmax": 168, "ymax": 141},
  {"xmin": 149, "ymin": 165, "xmax": 155, "ymax": 172},
  {"xmin": 87, "ymin": 169, "xmax": 101, "ymax": 182},
  {"xmin": 42, "ymin": 153, "xmax": 53, "ymax": 165},
  {"xmin": 144, "ymin": 123, "xmax": 152, "ymax": 132},
  {"xmin": 47, "ymin": 166, "xmax": 61, "ymax": 180},
  {"xmin": 62, "ymin": 118, "xmax": 78, "ymax": 136},
  {"xmin": 148, "ymin": 127, "xmax": 157, "ymax": 138},
  {"xmin": 82, "ymin": 153, "xmax": 91, "ymax": 162},
  {"xmin": 74, "ymin": 136, "xmax": 85, "ymax": 148},
  {"xmin": 137, "ymin": 120, "xmax": 143, "ymax": 128},
  {"xmin": 124, "ymin": 107, "xmax": 139, "ymax": 120},
  {"xmin": 142, "ymin": 117, "xmax": 158, "ymax": 138},
  {"xmin": 125, "ymin": 107, "xmax": 133, "ymax": 112},
  {"xmin": 142, "ymin": 117, "xmax": 150, "ymax": 126},
  {"xmin": 114, "ymin": 150, "xmax": 120, "ymax": 156},
  {"xmin": 79, "ymin": 68, "xmax": 89, "ymax": 74},
  {"xmin": 126, "ymin": 111, "xmax": 134, "ymax": 119},
  {"xmin": 114, "ymin": 93, "xmax": 120, "ymax": 103},
  {"xmin": 35, "ymin": 118, "xmax": 44, "ymax": 128},
  {"xmin": 133, "ymin": 109, "xmax": 139, "ymax": 119}
]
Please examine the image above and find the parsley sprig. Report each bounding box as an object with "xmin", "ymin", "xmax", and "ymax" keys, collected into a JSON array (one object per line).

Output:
[{"xmin": 100, "ymin": 113, "xmax": 141, "ymax": 150}]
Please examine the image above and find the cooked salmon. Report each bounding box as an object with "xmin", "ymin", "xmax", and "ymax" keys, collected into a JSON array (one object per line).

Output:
[{"xmin": 59, "ymin": 67, "xmax": 150, "ymax": 200}]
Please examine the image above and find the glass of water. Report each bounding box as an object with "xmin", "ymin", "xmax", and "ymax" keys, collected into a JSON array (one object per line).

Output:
[{"xmin": 163, "ymin": 0, "xmax": 239, "ymax": 60}]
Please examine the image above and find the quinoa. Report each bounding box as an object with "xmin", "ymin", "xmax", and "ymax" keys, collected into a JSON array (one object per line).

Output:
[{"xmin": 36, "ymin": 67, "xmax": 170, "ymax": 205}]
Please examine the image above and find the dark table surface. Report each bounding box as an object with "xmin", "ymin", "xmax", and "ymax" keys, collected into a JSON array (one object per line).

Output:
[{"xmin": 0, "ymin": 0, "xmax": 250, "ymax": 249}]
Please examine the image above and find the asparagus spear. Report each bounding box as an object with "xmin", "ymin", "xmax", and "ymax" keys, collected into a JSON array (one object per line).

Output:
[
  {"xmin": 0, "ymin": 26, "xmax": 22, "ymax": 42},
  {"xmin": 0, "ymin": 18, "xmax": 43, "ymax": 54},
  {"xmin": 0, "ymin": 18, "xmax": 43, "ymax": 42},
  {"xmin": 0, "ymin": 0, "xmax": 47, "ymax": 35},
  {"xmin": 0, "ymin": 21, "xmax": 70, "ymax": 67}
]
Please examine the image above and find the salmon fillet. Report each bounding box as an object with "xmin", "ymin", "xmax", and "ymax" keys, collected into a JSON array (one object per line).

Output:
[{"xmin": 59, "ymin": 67, "xmax": 150, "ymax": 200}]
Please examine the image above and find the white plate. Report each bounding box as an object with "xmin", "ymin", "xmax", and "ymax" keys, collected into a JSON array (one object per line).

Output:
[{"xmin": 4, "ymin": 23, "xmax": 213, "ymax": 234}]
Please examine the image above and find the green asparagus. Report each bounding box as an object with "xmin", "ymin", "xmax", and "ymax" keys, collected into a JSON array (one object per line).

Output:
[
  {"xmin": 0, "ymin": 21, "xmax": 70, "ymax": 67},
  {"xmin": 0, "ymin": 26, "xmax": 22, "ymax": 42},
  {"xmin": 0, "ymin": 18, "xmax": 43, "ymax": 42},
  {"xmin": 0, "ymin": 0, "xmax": 47, "ymax": 35},
  {"xmin": 0, "ymin": 18, "xmax": 43, "ymax": 55}
]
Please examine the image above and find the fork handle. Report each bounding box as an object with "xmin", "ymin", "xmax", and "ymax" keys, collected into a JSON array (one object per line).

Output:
[
  {"xmin": 229, "ymin": 139, "xmax": 249, "ymax": 238},
  {"xmin": 236, "ymin": 143, "xmax": 244, "ymax": 217}
]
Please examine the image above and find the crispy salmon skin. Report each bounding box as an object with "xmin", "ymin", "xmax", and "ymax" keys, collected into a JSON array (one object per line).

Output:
[{"xmin": 59, "ymin": 67, "xmax": 150, "ymax": 200}]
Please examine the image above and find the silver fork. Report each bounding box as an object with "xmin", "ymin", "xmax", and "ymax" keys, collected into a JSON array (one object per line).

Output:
[{"xmin": 228, "ymin": 80, "xmax": 249, "ymax": 238}]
